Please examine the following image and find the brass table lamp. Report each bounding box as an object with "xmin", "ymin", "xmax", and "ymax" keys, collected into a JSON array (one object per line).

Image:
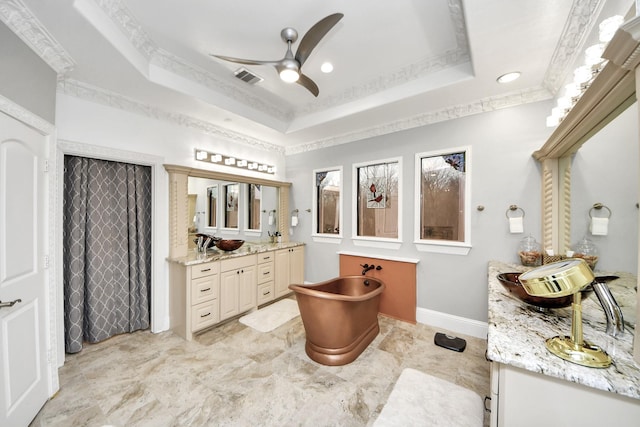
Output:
[{"xmin": 519, "ymin": 259, "xmax": 612, "ymax": 368}]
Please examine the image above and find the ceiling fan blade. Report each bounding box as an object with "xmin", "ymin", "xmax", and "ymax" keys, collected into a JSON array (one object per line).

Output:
[
  {"xmin": 296, "ymin": 73, "xmax": 319, "ymax": 97},
  {"xmin": 210, "ymin": 54, "xmax": 279, "ymax": 66},
  {"xmin": 295, "ymin": 13, "xmax": 343, "ymax": 67}
]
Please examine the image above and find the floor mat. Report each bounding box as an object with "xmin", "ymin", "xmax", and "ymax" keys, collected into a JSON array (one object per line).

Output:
[
  {"xmin": 239, "ymin": 298, "xmax": 300, "ymax": 332},
  {"xmin": 373, "ymin": 368, "xmax": 483, "ymax": 426}
]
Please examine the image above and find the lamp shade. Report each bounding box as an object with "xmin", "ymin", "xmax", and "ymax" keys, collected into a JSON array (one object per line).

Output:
[{"xmin": 519, "ymin": 259, "xmax": 594, "ymax": 298}]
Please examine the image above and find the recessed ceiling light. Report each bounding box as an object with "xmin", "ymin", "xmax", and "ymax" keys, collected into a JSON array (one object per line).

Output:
[
  {"xmin": 321, "ymin": 62, "xmax": 334, "ymax": 73},
  {"xmin": 497, "ymin": 72, "xmax": 521, "ymax": 84}
]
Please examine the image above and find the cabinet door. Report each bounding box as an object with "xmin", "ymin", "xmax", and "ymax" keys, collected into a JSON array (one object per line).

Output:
[
  {"xmin": 219, "ymin": 269, "xmax": 239, "ymax": 320},
  {"xmin": 238, "ymin": 264, "xmax": 257, "ymax": 313},
  {"xmin": 290, "ymin": 246, "xmax": 304, "ymax": 285},
  {"xmin": 274, "ymin": 249, "xmax": 291, "ymax": 298}
]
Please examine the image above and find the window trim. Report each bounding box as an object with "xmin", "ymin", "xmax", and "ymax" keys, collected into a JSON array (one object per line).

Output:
[
  {"xmin": 414, "ymin": 146, "xmax": 471, "ymax": 255},
  {"xmin": 351, "ymin": 156, "xmax": 403, "ymax": 249},
  {"xmin": 312, "ymin": 166, "xmax": 343, "ymax": 243}
]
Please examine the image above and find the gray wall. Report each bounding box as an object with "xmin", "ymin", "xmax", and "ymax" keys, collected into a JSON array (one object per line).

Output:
[
  {"xmin": 286, "ymin": 101, "xmax": 553, "ymax": 322},
  {"xmin": 0, "ymin": 21, "xmax": 57, "ymax": 123}
]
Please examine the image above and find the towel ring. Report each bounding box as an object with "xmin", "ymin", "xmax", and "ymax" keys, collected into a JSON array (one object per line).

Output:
[
  {"xmin": 505, "ymin": 205, "xmax": 525, "ymax": 219},
  {"xmin": 589, "ymin": 203, "xmax": 612, "ymax": 219}
]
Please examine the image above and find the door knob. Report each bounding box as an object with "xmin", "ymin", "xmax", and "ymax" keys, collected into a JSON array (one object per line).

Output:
[{"xmin": 0, "ymin": 299, "xmax": 22, "ymax": 309}]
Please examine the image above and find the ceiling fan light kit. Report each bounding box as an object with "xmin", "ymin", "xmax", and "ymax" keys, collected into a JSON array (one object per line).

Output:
[{"xmin": 211, "ymin": 13, "xmax": 344, "ymax": 96}]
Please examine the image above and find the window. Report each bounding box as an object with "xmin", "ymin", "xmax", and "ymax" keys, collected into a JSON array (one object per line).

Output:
[
  {"xmin": 207, "ymin": 185, "xmax": 217, "ymax": 228},
  {"xmin": 352, "ymin": 158, "xmax": 402, "ymax": 248},
  {"xmin": 247, "ymin": 183, "xmax": 261, "ymax": 231},
  {"xmin": 313, "ymin": 167, "xmax": 342, "ymax": 240},
  {"xmin": 415, "ymin": 147, "xmax": 471, "ymax": 254}
]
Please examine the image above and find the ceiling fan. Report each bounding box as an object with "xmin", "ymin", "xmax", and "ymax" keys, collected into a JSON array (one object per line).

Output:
[{"xmin": 211, "ymin": 13, "xmax": 343, "ymax": 97}]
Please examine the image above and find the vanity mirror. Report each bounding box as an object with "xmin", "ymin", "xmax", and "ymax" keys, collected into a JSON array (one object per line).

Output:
[
  {"xmin": 165, "ymin": 164, "xmax": 291, "ymax": 259},
  {"xmin": 533, "ymin": 16, "xmax": 640, "ymax": 362}
]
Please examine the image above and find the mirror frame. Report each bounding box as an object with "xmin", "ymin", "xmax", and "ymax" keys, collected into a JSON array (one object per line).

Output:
[
  {"xmin": 533, "ymin": 18, "xmax": 640, "ymax": 362},
  {"xmin": 164, "ymin": 164, "xmax": 291, "ymax": 258}
]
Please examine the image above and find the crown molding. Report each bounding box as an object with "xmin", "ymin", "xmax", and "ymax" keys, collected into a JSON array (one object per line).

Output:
[
  {"xmin": 0, "ymin": 93, "xmax": 56, "ymax": 135},
  {"xmin": 57, "ymin": 78, "xmax": 285, "ymax": 155},
  {"xmin": 542, "ymin": 0, "xmax": 605, "ymax": 95},
  {"xmin": 0, "ymin": 0, "xmax": 75, "ymax": 74},
  {"xmin": 286, "ymin": 86, "xmax": 552, "ymax": 155},
  {"xmin": 152, "ymin": 49, "xmax": 292, "ymax": 122}
]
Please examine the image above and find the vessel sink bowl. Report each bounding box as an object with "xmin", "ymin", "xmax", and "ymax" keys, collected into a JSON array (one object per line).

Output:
[
  {"xmin": 497, "ymin": 272, "xmax": 592, "ymax": 309},
  {"xmin": 215, "ymin": 239, "xmax": 245, "ymax": 251}
]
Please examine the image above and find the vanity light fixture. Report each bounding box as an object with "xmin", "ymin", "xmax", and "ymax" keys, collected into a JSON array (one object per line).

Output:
[
  {"xmin": 194, "ymin": 149, "xmax": 276, "ymax": 174},
  {"xmin": 547, "ymin": 15, "xmax": 624, "ymax": 127}
]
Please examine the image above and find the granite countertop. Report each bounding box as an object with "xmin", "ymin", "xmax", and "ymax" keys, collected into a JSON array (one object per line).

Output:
[
  {"xmin": 487, "ymin": 260, "xmax": 640, "ymax": 400},
  {"xmin": 167, "ymin": 241, "xmax": 304, "ymax": 266}
]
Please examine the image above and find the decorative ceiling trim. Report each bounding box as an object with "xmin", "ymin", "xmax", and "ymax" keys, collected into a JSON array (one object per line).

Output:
[
  {"xmin": 286, "ymin": 86, "xmax": 553, "ymax": 155},
  {"xmin": 57, "ymin": 78, "xmax": 285, "ymax": 155},
  {"xmin": 152, "ymin": 49, "xmax": 292, "ymax": 122},
  {"xmin": 0, "ymin": 93, "xmax": 56, "ymax": 135},
  {"xmin": 297, "ymin": 0, "xmax": 471, "ymax": 115},
  {"xmin": 542, "ymin": 0, "xmax": 605, "ymax": 95},
  {"xmin": 0, "ymin": 0, "xmax": 75, "ymax": 74}
]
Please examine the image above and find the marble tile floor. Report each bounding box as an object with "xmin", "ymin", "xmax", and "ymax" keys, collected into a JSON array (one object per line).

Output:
[{"xmin": 31, "ymin": 314, "xmax": 490, "ymax": 427}]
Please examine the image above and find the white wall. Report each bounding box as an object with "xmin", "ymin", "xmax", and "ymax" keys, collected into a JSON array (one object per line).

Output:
[{"xmin": 286, "ymin": 101, "xmax": 554, "ymax": 324}]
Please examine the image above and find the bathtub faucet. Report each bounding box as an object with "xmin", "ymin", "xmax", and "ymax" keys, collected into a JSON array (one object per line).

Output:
[{"xmin": 360, "ymin": 264, "xmax": 376, "ymax": 275}]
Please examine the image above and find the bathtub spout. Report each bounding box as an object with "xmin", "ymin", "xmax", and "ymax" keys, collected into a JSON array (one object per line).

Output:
[{"xmin": 360, "ymin": 264, "xmax": 375, "ymax": 275}]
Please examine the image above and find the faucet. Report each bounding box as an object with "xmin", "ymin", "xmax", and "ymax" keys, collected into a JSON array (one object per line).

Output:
[
  {"xmin": 360, "ymin": 263, "xmax": 375, "ymax": 275},
  {"xmin": 591, "ymin": 278, "xmax": 624, "ymax": 337}
]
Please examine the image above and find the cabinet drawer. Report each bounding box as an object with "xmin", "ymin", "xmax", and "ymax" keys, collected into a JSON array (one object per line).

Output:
[
  {"xmin": 257, "ymin": 262, "xmax": 273, "ymax": 284},
  {"xmin": 191, "ymin": 261, "xmax": 219, "ymax": 279},
  {"xmin": 258, "ymin": 252, "xmax": 274, "ymax": 264},
  {"xmin": 191, "ymin": 275, "xmax": 218, "ymax": 305},
  {"xmin": 257, "ymin": 281, "xmax": 274, "ymax": 305},
  {"xmin": 191, "ymin": 300, "xmax": 219, "ymax": 331},
  {"xmin": 221, "ymin": 254, "xmax": 257, "ymax": 272}
]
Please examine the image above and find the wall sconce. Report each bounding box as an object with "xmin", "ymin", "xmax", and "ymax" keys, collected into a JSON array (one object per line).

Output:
[
  {"xmin": 291, "ymin": 209, "xmax": 299, "ymax": 227},
  {"xmin": 519, "ymin": 259, "xmax": 612, "ymax": 368},
  {"xmin": 194, "ymin": 149, "xmax": 276, "ymax": 174},
  {"xmin": 268, "ymin": 209, "xmax": 276, "ymax": 225}
]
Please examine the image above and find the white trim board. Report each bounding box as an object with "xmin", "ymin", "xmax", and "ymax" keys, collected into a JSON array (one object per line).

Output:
[{"xmin": 416, "ymin": 307, "xmax": 488, "ymax": 339}]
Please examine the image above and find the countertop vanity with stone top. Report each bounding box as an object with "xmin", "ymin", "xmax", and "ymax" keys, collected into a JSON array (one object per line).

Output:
[
  {"xmin": 167, "ymin": 241, "xmax": 304, "ymax": 340},
  {"xmin": 487, "ymin": 260, "xmax": 640, "ymax": 426}
]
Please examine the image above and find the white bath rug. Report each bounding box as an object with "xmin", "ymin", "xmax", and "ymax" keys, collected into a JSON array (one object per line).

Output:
[
  {"xmin": 373, "ymin": 368, "xmax": 483, "ymax": 427},
  {"xmin": 239, "ymin": 298, "xmax": 300, "ymax": 332}
]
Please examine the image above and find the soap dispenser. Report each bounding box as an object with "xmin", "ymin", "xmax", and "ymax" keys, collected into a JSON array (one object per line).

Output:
[
  {"xmin": 518, "ymin": 235, "xmax": 542, "ymax": 266},
  {"xmin": 572, "ymin": 236, "xmax": 599, "ymax": 270}
]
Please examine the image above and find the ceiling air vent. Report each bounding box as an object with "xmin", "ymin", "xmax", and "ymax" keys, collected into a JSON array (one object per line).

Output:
[{"xmin": 233, "ymin": 67, "xmax": 263, "ymax": 85}]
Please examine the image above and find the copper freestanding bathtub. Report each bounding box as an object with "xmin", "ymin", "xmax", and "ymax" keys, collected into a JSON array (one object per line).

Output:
[{"xmin": 289, "ymin": 276, "xmax": 385, "ymax": 366}]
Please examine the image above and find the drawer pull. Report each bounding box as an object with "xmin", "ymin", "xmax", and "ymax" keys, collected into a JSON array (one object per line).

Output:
[
  {"xmin": 263, "ymin": 272, "xmax": 270, "ymax": 275},
  {"xmin": 263, "ymin": 290, "xmax": 271, "ymax": 296},
  {"xmin": 263, "ymin": 256, "xmax": 270, "ymax": 260},
  {"xmin": 200, "ymin": 268, "xmax": 212, "ymax": 272},
  {"xmin": 200, "ymin": 312, "xmax": 211, "ymax": 318},
  {"xmin": 201, "ymin": 287, "xmax": 211, "ymax": 292}
]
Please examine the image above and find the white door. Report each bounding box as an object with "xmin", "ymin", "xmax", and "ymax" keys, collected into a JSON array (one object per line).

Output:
[{"xmin": 0, "ymin": 111, "xmax": 51, "ymax": 426}]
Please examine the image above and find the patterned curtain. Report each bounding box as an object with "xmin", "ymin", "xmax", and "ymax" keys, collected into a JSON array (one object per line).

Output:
[{"xmin": 63, "ymin": 155, "xmax": 152, "ymax": 354}]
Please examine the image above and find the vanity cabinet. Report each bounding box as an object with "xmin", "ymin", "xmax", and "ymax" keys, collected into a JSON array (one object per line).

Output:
[
  {"xmin": 219, "ymin": 254, "xmax": 257, "ymax": 321},
  {"xmin": 257, "ymin": 252, "xmax": 275, "ymax": 305},
  {"xmin": 169, "ymin": 260, "xmax": 220, "ymax": 341},
  {"xmin": 274, "ymin": 246, "xmax": 304, "ymax": 298}
]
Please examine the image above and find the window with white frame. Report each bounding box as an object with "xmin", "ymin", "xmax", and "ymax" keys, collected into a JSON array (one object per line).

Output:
[
  {"xmin": 352, "ymin": 158, "xmax": 402, "ymax": 247},
  {"xmin": 313, "ymin": 167, "xmax": 342, "ymax": 239},
  {"xmin": 415, "ymin": 147, "xmax": 471, "ymax": 254}
]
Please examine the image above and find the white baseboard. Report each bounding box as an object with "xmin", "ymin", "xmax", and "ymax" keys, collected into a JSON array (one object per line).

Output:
[{"xmin": 416, "ymin": 307, "xmax": 488, "ymax": 339}]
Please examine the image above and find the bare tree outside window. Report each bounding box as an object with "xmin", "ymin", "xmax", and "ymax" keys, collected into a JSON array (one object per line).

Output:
[
  {"xmin": 356, "ymin": 161, "xmax": 399, "ymax": 238},
  {"xmin": 419, "ymin": 151, "xmax": 466, "ymax": 242}
]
